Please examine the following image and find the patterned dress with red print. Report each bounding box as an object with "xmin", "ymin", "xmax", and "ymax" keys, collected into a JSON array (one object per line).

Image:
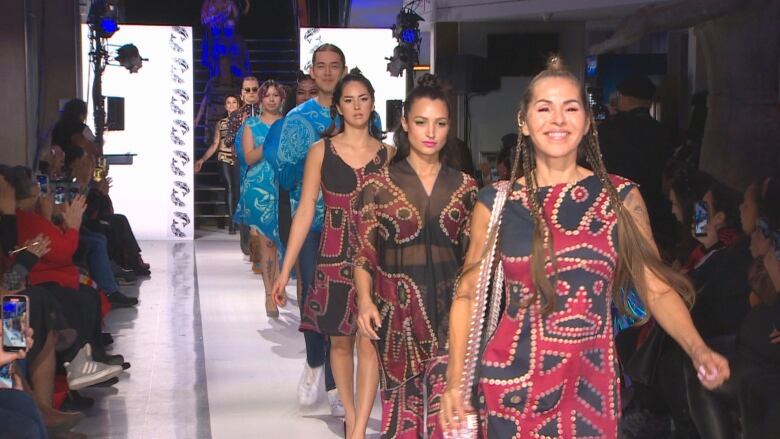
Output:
[
  {"xmin": 476, "ymin": 174, "xmax": 635, "ymax": 439},
  {"xmin": 299, "ymin": 139, "xmax": 390, "ymax": 335},
  {"xmin": 356, "ymin": 161, "xmax": 477, "ymax": 438}
]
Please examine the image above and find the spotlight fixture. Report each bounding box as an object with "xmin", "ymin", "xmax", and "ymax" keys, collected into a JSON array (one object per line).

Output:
[
  {"xmin": 115, "ymin": 44, "xmax": 146, "ymax": 73},
  {"xmin": 391, "ymin": 8, "xmax": 423, "ymax": 44},
  {"xmin": 386, "ymin": 5, "xmax": 424, "ymax": 78},
  {"xmin": 88, "ymin": 0, "xmax": 119, "ymax": 39}
]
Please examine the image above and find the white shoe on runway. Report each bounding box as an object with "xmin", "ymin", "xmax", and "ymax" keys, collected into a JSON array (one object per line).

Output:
[
  {"xmin": 327, "ymin": 389, "xmax": 345, "ymax": 417},
  {"xmin": 297, "ymin": 363, "xmax": 323, "ymax": 406}
]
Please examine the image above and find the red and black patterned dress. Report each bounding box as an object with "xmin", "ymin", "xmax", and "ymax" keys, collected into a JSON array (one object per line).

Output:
[
  {"xmin": 476, "ymin": 174, "xmax": 634, "ymax": 439},
  {"xmin": 299, "ymin": 139, "xmax": 390, "ymax": 336},
  {"xmin": 356, "ymin": 161, "xmax": 477, "ymax": 438}
]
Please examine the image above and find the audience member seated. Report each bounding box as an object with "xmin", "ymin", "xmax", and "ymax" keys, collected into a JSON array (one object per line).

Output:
[
  {"xmin": 679, "ymin": 176, "xmax": 780, "ymax": 438},
  {"xmin": 687, "ymin": 180, "xmax": 751, "ymax": 342},
  {"xmin": 1, "ymin": 167, "xmax": 86, "ymax": 431},
  {"xmin": 8, "ymin": 166, "xmax": 124, "ymax": 390},
  {"xmin": 62, "ymin": 150, "xmax": 139, "ymax": 308},
  {"xmin": 624, "ymin": 172, "xmax": 750, "ymax": 438},
  {"xmin": 0, "ymin": 325, "xmax": 47, "ymax": 439},
  {"xmin": 733, "ymin": 176, "xmax": 780, "ymax": 438},
  {"xmin": 66, "ymin": 144, "xmax": 150, "ymax": 278},
  {"xmin": 51, "ymin": 98, "xmax": 99, "ymax": 157},
  {"xmin": 668, "ymin": 168, "xmax": 714, "ymax": 270}
]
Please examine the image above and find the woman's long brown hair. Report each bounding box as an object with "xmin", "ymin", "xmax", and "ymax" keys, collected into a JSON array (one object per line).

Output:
[{"xmin": 461, "ymin": 56, "xmax": 694, "ymax": 319}]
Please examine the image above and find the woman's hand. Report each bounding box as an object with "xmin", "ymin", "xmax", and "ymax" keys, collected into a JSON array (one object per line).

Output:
[
  {"xmin": 194, "ymin": 159, "xmax": 205, "ymax": 173},
  {"xmin": 96, "ymin": 177, "xmax": 112, "ymax": 195},
  {"xmin": 62, "ymin": 194, "xmax": 87, "ymax": 230},
  {"xmin": 271, "ymin": 272, "xmax": 289, "ymax": 307},
  {"xmin": 690, "ymin": 344, "xmax": 730, "ymax": 390},
  {"xmin": 440, "ymin": 385, "xmax": 471, "ymax": 436},
  {"xmin": 0, "ymin": 326, "xmax": 33, "ymax": 366},
  {"xmin": 356, "ymin": 299, "xmax": 381, "ymax": 340}
]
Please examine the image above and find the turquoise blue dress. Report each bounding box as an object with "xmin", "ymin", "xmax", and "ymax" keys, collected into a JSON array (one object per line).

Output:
[{"xmin": 234, "ymin": 116, "xmax": 282, "ymax": 249}]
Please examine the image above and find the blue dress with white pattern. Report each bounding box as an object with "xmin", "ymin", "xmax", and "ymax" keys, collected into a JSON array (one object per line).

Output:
[{"xmin": 234, "ymin": 116, "xmax": 281, "ymax": 249}]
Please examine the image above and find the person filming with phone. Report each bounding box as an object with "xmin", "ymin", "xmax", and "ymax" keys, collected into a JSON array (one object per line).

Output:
[{"xmin": 0, "ymin": 322, "xmax": 46, "ymax": 439}]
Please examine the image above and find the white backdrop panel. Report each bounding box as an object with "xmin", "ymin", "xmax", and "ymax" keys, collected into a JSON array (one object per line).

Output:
[
  {"xmin": 299, "ymin": 28, "xmax": 406, "ymax": 137},
  {"xmin": 81, "ymin": 25, "xmax": 194, "ymax": 240}
]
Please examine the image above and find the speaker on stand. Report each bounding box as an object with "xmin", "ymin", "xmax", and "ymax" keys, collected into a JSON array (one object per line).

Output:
[{"xmin": 386, "ymin": 99, "xmax": 403, "ymax": 135}]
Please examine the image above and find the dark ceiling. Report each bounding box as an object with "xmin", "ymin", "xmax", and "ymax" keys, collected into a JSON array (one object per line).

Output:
[{"xmin": 123, "ymin": 0, "xmax": 294, "ymax": 37}]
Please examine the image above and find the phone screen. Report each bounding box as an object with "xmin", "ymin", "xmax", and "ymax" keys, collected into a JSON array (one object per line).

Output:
[
  {"xmin": 68, "ymin": 185, "xmax": 80, "ymax": 202},
  {"xmin": 36, "ymin": 174, "xmax": 49, "ymax": 194},
  {"xmin": 693, "ymin": 201, "xmax": 708, "ymax": 237},
  {"xmin": 2, "ymin": 296, "xmax": 27, "ymax": 352},
  {"xmin": 53, "ymin": 183, "xmax": 67, "ymax": 204},
  {"xmin": 0, "ymin": 363, "xmax": 12, "ymax": 389}
]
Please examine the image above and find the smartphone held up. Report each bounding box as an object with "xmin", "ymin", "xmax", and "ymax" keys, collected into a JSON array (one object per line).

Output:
[
  {"xmin": 2, "ymin": 295, "xmax": 28, "ymax": 353},
  {"xmin": 693, "ymin": 201, "xmax": 708, "ymax": 237}
]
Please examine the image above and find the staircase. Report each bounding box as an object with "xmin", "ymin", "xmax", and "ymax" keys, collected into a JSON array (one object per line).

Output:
[{"xmin": 192, "ymin": 31, "xmax": 299, "ymax": 229}]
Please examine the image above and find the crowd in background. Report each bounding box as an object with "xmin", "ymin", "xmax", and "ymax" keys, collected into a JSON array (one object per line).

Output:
[{"xmin": 0, "ymin": 98, "xmax": 150, "ymax": 438}]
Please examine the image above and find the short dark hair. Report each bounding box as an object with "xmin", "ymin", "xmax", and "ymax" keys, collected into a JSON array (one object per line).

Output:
[
  {"xmin": 0, "ymin": 165, "xmax": 34, "ymax": 200},
  {"xmin": 707, "ymin": 180, "xmax": 742, "ymax": 230},
  {"xmin": 617, "ymin": 75, "xmax": 656, "ymax": 101},
  {"xmin": 61, "ymin": 99, "xmax": 88, "ymax": 123},
  {"xmin": 64, "ymin": 145, "xmax": 86, "ymax": 172},
  {"xmin": 671, "ymin": 169, "xmax": 713, "ymax": 229}
]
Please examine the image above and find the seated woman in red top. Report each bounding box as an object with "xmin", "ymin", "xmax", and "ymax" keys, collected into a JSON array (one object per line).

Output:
[{"xmin": 11, "ymin": 167, "xmax": 124, "ymax": 390}]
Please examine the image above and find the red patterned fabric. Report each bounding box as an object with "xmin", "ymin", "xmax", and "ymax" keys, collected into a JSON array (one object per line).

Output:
[
  {"xmin": 355, "ymin": 162, "xmax": 477, "ymax": 391},
  {"xmin": 477, "ymin": 175, "xmax": 635, "ymax": 439},
  {"xmin": 299, "ymin": 139, "xmax": 389, "ymax": 335}
]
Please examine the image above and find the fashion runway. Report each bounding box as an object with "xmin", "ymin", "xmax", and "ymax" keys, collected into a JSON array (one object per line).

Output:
[{"xmin": 73, "ymin": 229, "xmax": 382, "ymax": 438}]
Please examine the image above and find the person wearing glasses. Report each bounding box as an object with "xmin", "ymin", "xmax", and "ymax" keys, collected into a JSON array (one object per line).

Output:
[{"xmin": 220, "ymin": 76, "xmax": 261, "ymax": 236}]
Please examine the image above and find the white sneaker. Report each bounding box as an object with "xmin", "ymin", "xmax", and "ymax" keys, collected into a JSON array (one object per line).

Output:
[
  {"xmin": 327, "ymin": 389, "xmax": 345, "ymax": 417},
  {"xmin": 65, "ymin": 344, "xmax": 124, "ymax": 391},
  {"xmin": 297, "ymin": 363, "xmax": 323, "ymax": 406}
]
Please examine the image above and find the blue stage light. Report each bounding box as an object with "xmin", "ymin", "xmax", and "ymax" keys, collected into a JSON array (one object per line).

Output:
[
  {"xmin": 401, "ymin": 29, "xmax": 418, "ymax": 44},
  {"xmin": 101, "ymin": 18, "xmax": 118, "ymax": 35}
]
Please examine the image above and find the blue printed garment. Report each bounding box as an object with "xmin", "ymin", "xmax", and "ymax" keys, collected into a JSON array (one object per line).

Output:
[
  {"xmin": 269, "ymin": 98, "xmax": 329, "ymax": 232},
  {"xmin": 267, "ymin": 98, "xmax": 382, "ymax": 232},
  {"xmin": 234, "ymin": 116, "xmax": 282, "ymax": 249},
  {"xmin": 612, "ymin": 287, "xmax": 648, "ymax": 336}
]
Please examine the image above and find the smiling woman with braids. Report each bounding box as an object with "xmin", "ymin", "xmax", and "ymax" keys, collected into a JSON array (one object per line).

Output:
[{"xmin": 440, "ymin": 56, "xmax": 729, "ymax": 438}]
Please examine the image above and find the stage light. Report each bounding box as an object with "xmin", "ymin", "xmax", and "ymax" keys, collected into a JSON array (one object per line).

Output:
[
  {"xmin": 401, "ymin": 29, "xmax": 418, "ymax": 44},
  {"xmin": 391, "ymin": 8, "xmax": 423, "ymax": 45},
  {"xmin": 115, "ymin": 44, "xmax": 145, "ymax": 73},
  {"xmin": 88, "ymin": 0, "xmax": 119, "ymax": 38},
  {"xmin": 101, "ymin": 18, "xmax": 118, "ymax": 35},
  {"xmin": 387, "ymin": 6, "xmax": 423, "ymax": 81},
  {"xmin": 386, "ymin": 45, "xmax": 412, "ymax": 77}
]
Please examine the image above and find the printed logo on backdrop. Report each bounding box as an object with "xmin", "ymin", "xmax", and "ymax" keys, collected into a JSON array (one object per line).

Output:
[
  {"xmin": 168, "ymin": 26, "xmax": 194, "ymax": 239},
  {"xmin": 302, "ymin": 28, "xmax": 323, "ymax": 72}
]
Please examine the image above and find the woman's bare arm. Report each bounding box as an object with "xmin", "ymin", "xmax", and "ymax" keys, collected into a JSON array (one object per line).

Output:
[
  {"xmin": 278, "ymin": 140, "xmax": 324, "ymax": 277},
  {"xmin": 242, "ymin": 124, "xmax": 264, "ymax": 166},
  {"xmin": 624, "ymin": 187, "xmax": 729, "ymax": 388}
]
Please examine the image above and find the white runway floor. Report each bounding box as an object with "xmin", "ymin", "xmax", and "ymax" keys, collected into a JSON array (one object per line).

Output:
[{"xmin": 74, "ymin": 229, "xmax": 382, "ymax": 438}]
